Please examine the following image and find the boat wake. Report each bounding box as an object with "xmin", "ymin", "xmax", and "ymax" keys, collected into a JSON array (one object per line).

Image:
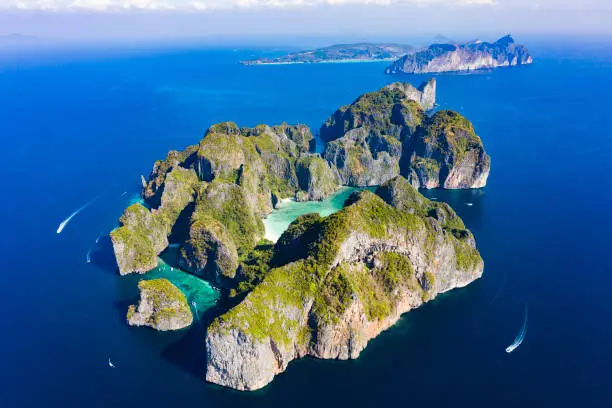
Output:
[
  {"xmin": 56, "ymin": 197, "xmax": 99, "ymax": 234},
  {"xmin": 86, "ymin": 249, "xmax": 92, "ymax": 264},
  {"xmin": 506, "ymin": 305, "xmax": 528, "ymax": 353},
  {"xmin": 465, "ymin": 202, "xmax": 474, "ymax": 207},
  {"xmin": 108, "ymin": 357, "xmax": 116, "ymax": 368}
]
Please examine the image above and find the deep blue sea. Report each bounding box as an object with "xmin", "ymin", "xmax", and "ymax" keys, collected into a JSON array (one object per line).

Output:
[{"xmin": 1, "ymin": 39, "xmax": 612, "ymax": 407}]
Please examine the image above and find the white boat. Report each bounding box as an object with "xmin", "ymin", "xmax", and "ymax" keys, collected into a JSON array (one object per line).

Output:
[{"xmin": 506, "ymin": 305, "xmax": 528, "ymax": 353}]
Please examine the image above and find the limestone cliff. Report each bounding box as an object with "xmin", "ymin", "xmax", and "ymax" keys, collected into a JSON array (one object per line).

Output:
[
  {"xmin": 320, "ymin": 82, "xmax": 489, "ymax": 189},
  {"xmin": 205, "ymin": 177, "xmax": 483, "ymax": 390},
  {"xmin": 178, "ymin": 181, "xmax": 263, "ymax": 285},
  {"xmin": 386, "ymin": 78, "xmax": 436, "ymax": 111},
  {"xmin": 385, "ymin": 35, "xmax": 532, "ymax": 74},
  {"xmin": 112, "ymin": 121, "xmax": 338, "ymax": 277},
  {"xmin": 110, "ymin": 203, "xmax": 168, "ymax": 275},
  {"xmin": 407, "ymin": 110, "xmax": 490, "ymax": 189},
  {"xmin": 127, "ymin": 278, "xmax": 193, "ymax": 331},
  {"xmin": 323, "ymin": 128, "xmax": 402, "ymax": 186},
  {"xmin": 320, "ymin": 82, "xmax": 428, "ymax": 143},
  {"xmin": 296, "ymin": 154, "xmax": 341, "ymax": 201}
]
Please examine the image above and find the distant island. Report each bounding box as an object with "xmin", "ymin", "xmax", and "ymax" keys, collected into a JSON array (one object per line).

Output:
[
  {"xmin": 241, "ymin": 35, "xmax": 532, "ymax": 75},
  {"xmin": 240, "ymin": 43, "xmax": 415, "ymax": 65},
  {"xmin": 112, "ymin": 79, "xmax": 490, "ymax": 391},
  {"xmin": 385, "ymin": 34, "xmax": 533, "ymax": 74}
]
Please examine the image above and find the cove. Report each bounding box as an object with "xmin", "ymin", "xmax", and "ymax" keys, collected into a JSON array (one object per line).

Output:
[{"xmin": 263, "ymin": 186, "xmax": 374, "ymax": 242}]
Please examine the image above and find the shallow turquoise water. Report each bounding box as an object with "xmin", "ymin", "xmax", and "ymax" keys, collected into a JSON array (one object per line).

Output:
[
  {"xmin": 148, "ymin": 256, "xmax": 220, "ymax": 319},
  {"xmin": 263, "ymin": 187, "xmax": 371, "ymax": 242}
]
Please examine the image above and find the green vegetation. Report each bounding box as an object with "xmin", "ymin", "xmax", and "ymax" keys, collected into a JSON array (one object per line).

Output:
[
  {"xmin": 154, "ymin": 167, "xmax": 199, "ymax": 231},
  {"xmin": 412, "ymin": 156, "xmax": 440, "ymax": 181},
  {"xmin": 419, "ymin": 110, "xmax": 483, "ymax": 163},
  {"xmin": 311, "ymin": 265, "xmax": 354, "ymax": 324},
  {"xmin": 313, "ymin": 252, "xmax": 421, "ymax": 324},
  {"xmin": 232, "ymin": 241, "xmax": 275, "ymax": 299},
  {"xmin": 111, "ymin": 203, "xmax": 168, "ymax": 273},
  {"xmin": 192, "ymin": 182, "xmax": 264, "ymax": 253},
  {"xmin": 211, "ymin": 259, "xmax": 320, "ymax": 347},
  {"xmin": 143, "ymin": 144, "xmax": 199, "ymax": 207},
  {"xmin": 421, "ymin": 272, "xmax": 436, "ymax": 301},
  {"xmin": 207, "ymin": 121, "xmax": 241, "ymax": 136},
  {"xmin": 296, "ymin": 155, "xmax": 339, "ymax": 200},
  {"xmin": 182, "ymin": 215, "xmax": 238, "ymax": 278},
  {"xmin": 206, "ymin": 175, "xmax": 483, "ymax": 350},
  {"xmin": 129, "ymin": 278, "xmax": 193, "ymax": 329},
  {"xmin": 321, "ymin": 87, "xmax": 425, "ymax": 141},
  {"xmin": 111, "ymin": 225, "xmax": 158, "ymax": 271},
  {"xmin": 454, "ymin": 239, "xmax": 483, "ymax": 271}
]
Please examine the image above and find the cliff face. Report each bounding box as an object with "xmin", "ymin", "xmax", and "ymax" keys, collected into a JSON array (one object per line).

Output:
[
  {"xmin": 296, "ymin": 155, "xmax": 341, "ymax": 201},
  {"xmin": 110, "ymin": 203, "xmax": 168, "ymax": 275},
  {"xmin": 112, "ymin": 122, "xmax": 339, "ymax": 279},
  {"xmin": 320, "ymin": 81, "xmax": 430, "ymax": 143},
  {"xmin": 127, "ymin": 278, "xmax": 193, "ymax": 331},
  {"xmin": 407, "ymin": 111, "xmax": 491, "ymax": 189},
  {"xmin": 321, "ymin": 82, "xmax": 489, "ymax": 189},
  {"xmin": 385, "ymin": 35, "xmax": 533, "ymax": 74},
  {"xmin": 323, "ymin": 128, "xmax": 402, "ymax": 186},
  {"xmin": 205, "ymin": 177, "xmax": 483, "ymax": 391},
  {"xmin": 385, "ymin": 78, "xmax": 436, "ymax": 111}
]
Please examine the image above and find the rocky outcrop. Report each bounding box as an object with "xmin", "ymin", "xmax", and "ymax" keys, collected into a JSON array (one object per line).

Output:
[
  {"xmin": 319, "ymin": 81, "xmax": 489, "ymax": 189},
  {"xmin": 205, "ymin": 179, "xmax": 483, "ymax": 390},
  {"xmin": 142, "ymin": 145, "xmax": 198, "ymax": 208},
  {"xmin": 197, "ymin": 122, "xmax": 338, "ymax": 215},
  {"xmin": 276, "ymin": 123, "xmax": 315, "ymax": 154},
  {"xmin": 152, "ymin": 167, "xmax": 200, "ymax": 231},
  {"xmin": 407, "ymin": 110, "xmax": 490, "ymax": 189},
  {"xmin": 127, "ymin": 278, "xmax": 193, "ymax": 331},
  {"xmin": 178, "ymin": 182, "xmax": 261, "ymax": 285},
  {"xmin": 385, "ymin": 35, "xmax": 533, "ymax": 74},
  {"xmin": 323, "ymin": 128, "xmax": 402, "ymax": 186},
  {"xmin": 386, "ymin": 78, "xmax": 436, "ymax": 110},
  {"xmin": 320, "ymin": 83, "xmax": 428, "ymax": 143},
  {"xmin": 110, "ymin": 203, "xmax": 168, "ymax": 275},
  {"xmin": 113, "ymin": 120, "xmax": 341, "ymax": 277},
  {"xmin": 295, "ymin": 155, "xmax": 340, "ymax": 201}
]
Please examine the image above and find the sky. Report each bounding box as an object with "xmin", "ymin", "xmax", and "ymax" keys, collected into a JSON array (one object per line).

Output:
[{"xmin": 0, "ymin": 0, "xmax": 610, "ymax": 41}]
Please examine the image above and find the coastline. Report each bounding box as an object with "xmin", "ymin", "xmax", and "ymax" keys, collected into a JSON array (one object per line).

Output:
[{"xmin": 241, "ymin": 58, "xmax": 397, "ymax": 66}]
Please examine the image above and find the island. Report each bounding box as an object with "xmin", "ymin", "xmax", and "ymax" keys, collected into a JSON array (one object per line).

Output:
[
  {"xmin": 127, "ymin": 279, "xmax": 193, "ymax": 331},
  {"xmin": 240, "ymin": 43, "xmax": 414, "ymax": 65},
  {"xmin": 111, "ymin": 79, "xmax": 490, "ymax": 390},
  {"xmin": 385, "ymin": 34, "xmax": 533, "ymax": 74}
]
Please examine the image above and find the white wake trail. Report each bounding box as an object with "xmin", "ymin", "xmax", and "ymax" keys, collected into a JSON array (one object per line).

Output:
[
  {"xmin": 56, "ymin": 197, "xmax": 99, "ymax": 234},
  {"xmin": 506, "ymin": 305, "xmax": 528, "ymax": 353}
]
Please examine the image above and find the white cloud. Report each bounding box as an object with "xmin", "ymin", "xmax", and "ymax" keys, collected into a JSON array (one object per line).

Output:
[{"xmin": 0, "ymin": 0, "xmax": 496, "ymax": 11}]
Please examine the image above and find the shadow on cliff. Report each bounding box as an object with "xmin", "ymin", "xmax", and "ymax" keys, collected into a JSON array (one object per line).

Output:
[{"xmin": 160, "ymin": 303, "xmax": 230, "ymax": 378}]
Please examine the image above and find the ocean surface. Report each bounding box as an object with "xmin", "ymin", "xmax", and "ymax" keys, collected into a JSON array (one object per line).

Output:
[{"xmin": 1, "ymin": 39, "xmax": 612, "ymax": 407}]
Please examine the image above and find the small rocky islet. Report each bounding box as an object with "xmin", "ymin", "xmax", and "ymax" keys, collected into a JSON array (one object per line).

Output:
[{"xmin": 111, "ymin": 79, "xmax": 490, "ymax": 390}]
